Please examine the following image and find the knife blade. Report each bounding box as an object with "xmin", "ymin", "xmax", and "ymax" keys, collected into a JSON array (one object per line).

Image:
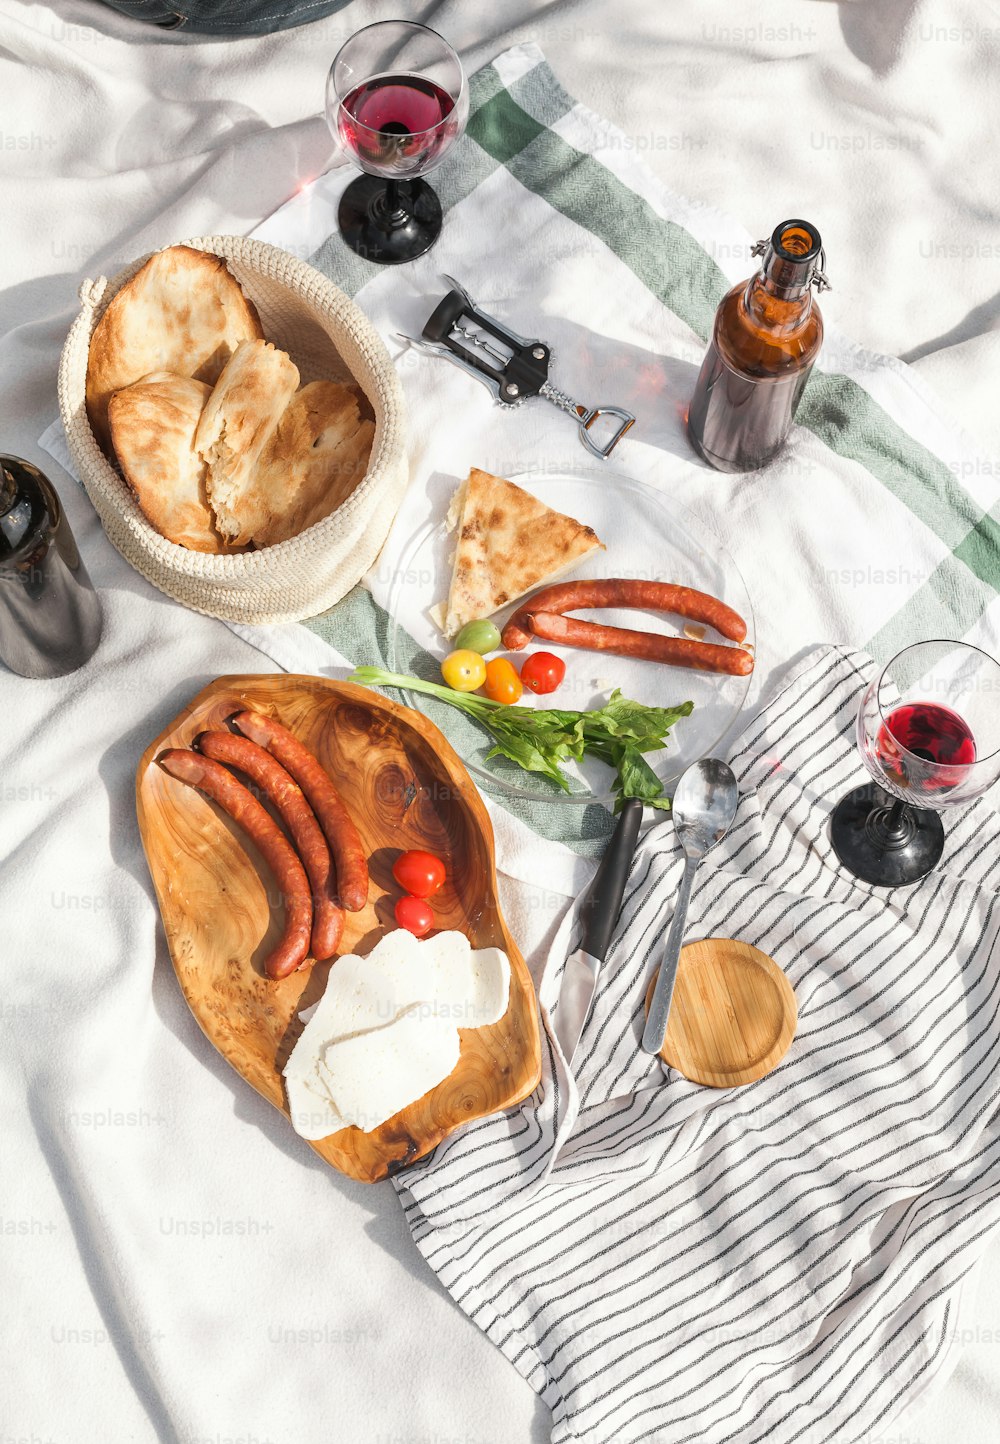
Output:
[{"xmin": 554, "ymin": 797, "xmax": 643, "ymax": 1063}]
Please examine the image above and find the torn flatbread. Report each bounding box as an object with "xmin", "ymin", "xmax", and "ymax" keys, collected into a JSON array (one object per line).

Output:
[
  {"xmin": 86, "ymin": 245, "xmax": 263, "ymax": 455},
  {"xmin": 195, "ymin": 339, "xmax": 301, "ymax": 545},
  {"xmin": 107, "ymin": 372, "xmax": 228, "ymax": 554},
  {"xmin": 248, "ymin": 381, "xmax": 375, "ymax": 548}
]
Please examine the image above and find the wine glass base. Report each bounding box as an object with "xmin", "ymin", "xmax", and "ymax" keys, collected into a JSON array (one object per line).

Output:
[
  {"xmin": 337, "ymin": 174, "xmax": 443, "ymax": 264},
  {"xmin": 829, "ymin": 784, "xmax": 945, "ymax": 888}
]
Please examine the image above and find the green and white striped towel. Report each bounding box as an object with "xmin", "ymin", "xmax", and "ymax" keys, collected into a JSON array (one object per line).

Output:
[
  {"xmin": 247, "ymin": 42, "xmax": 1000, "ymax": 862},
  {"xmin": 40, "ymin": 40, "xmax": 1000, "ymax": 880}
]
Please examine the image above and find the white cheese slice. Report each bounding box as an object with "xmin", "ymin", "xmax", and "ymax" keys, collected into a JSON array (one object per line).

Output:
[
  {"xmin": 285, "ymin": 1060, "xmax": 346, "ymax": 1141},
  {"xmin": 283, "ymin": 935, "xmax": 434, "ymax": 1138},
  {"xmin": 317, "ymin": 1006, "xmax": 461, "ymax": 1133},
  {"xmin": 282, "ymin": 929, "xmax": 514, "ymax": 1140},
  {"xmin": 287, "ymin": 932, "xmax": 432, "ymax": 1064},
  {"xmin": 466, "ymin": 947, "xmax": 511, "ymax": 1025},
  {"xmin": 417, "ymin": 930, "xmax": 511, "ymax": 1027}
]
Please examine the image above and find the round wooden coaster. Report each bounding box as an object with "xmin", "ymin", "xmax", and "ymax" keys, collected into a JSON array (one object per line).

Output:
[{"xmin": 643, "ymin": 938, "xmax": 797, "ymax": 1087}]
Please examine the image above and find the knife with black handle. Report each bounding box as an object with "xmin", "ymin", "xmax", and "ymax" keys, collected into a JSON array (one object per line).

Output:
[{"xmin": 553, "ymin": 797, "xmax": 643, "ymax": 1063}]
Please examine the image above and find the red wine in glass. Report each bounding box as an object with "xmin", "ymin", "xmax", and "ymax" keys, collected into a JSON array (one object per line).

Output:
[
  {"xmin": 883, "ymin": 702, "xmax": 976, "ymax": 765},
  {"xmin": 831, "ymin": 641, "xmax": 1000, "ymax": 889},
  {"xmin": 327, "ymin": 21, "xmax": 468, "ymax": 264},
  {"xmin": 327, "ymin": 22, "xmax": 467, "ymax": 265},
  {"xmin": 341, "ymin": 73, "xmax": 456, "ymax": 173},
  {"xmin": 876, "ymin": 701, "xmax": 977, "ymax": 798}
]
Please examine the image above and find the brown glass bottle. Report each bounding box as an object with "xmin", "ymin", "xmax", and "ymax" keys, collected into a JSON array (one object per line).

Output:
[{"xmin": 687, "ymin": 219, "xmax": 828, "ymax": 473}]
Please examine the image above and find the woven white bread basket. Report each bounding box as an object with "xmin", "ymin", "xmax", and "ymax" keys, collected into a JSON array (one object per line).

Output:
[{"xmin": 58, "ymin": 235, "xmax": 407, "ymax": 625}]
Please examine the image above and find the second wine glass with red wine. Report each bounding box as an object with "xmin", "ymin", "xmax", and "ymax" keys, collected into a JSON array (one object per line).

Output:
[
  {"xmin": 830, "ymin": 640, "xmax": 1000, "ymax": 887},
  {"xmin": 326, "ymin": 20, "xmax": 468, "ymax": 265}
]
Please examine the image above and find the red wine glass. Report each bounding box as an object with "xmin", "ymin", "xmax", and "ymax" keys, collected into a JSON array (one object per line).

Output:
[
  {"xmin": 830, "ymin": 640, "xmax": 1000, "ymax": 887},
  {"xmin": 325, "ymin": 20, "xmax": 468, "ymax": 265}
]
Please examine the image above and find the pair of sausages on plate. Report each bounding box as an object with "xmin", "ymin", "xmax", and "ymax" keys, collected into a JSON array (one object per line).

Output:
[
  {"xmin": 159, "ymin": 710, "xmax": 367, "ymax": 980},
  {"xmin": 500, "ymin": 580, "xmax": 754, "ymax": 676}
]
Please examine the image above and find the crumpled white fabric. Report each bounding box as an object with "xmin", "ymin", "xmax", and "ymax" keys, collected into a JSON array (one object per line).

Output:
[{"xmin": 5, "ymin": 4, "xmax": 1000, "ymax": 1444}]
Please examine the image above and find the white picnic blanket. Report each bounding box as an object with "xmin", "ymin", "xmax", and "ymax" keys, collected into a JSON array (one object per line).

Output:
[{"xmin": 5, "ymin": 4, "xmax": 1000, "ymax": 1443}]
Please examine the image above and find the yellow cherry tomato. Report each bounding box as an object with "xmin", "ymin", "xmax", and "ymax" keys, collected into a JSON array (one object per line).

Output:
[
  {"xmin": 441, "ymin": 648, "xmax": 487, "ymax": 692},
  {"xmin": 482, "ymin": 657, "xmax": 524, "ymax": 705}
]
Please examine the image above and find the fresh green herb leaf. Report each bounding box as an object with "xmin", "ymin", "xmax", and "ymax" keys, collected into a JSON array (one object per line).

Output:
[
  {"xmin": 349, "ymin": 667, "xmax": 693, "ymax": 809},
  {"xmin": 608, "ymin": 744, "xmax": 674, "ymax": 812}
]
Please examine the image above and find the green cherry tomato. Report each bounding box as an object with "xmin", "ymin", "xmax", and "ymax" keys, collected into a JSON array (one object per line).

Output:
[
  {"xmin": 454, "ymin": 619, "xmax": 502, "ymax": 655},
  {"xmin": 441, "ymin": 648, "xmax": 487, "ymax": 692}
]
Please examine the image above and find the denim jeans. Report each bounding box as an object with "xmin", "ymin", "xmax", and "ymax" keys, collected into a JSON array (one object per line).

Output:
[{"xmin": 95, "ymin": 0, "xmax": 353, "ymax": 35}]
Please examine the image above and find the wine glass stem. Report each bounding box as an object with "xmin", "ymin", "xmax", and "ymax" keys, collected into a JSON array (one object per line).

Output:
[
  {"xmin": 883, "ymin": 797, "xmax": 910, "ymax": 842},
  {"xmin": 381, "ymin": 179, "xmax": 409, "ymax": 225}
]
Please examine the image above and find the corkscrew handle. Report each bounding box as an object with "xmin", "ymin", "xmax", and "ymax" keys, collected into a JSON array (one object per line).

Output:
[{"xmin": 539, "ymin": 382, "xmax": 635, "ymax": 459}]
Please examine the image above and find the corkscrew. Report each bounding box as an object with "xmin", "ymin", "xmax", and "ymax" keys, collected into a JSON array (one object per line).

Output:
[{"xmin": 397, "ymin": 276, "xmax": 636, "ymax": 460}]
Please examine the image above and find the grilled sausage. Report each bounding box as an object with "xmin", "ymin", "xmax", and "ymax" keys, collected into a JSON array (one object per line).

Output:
[
  {"xmin": 501, "ymin": 579, "xmax": 748, "ymax": 651},
  {"xmin": 158, "ymin": 748, "xmax": 313, "ymax": 980},
  {"xmin": 231, "ymin": 711, "xmax": 369, "ymax": 913},
  {"xmin": 195, "ymin": 730, "xmax": 344, "ymax": 961},
  {"xmin": 524, "ymin": 611, "xmax": 755, "ymax": 675}
]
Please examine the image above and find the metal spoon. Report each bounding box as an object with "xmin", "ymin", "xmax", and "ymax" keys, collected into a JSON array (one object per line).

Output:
[{"xmin": 641, "ymin": 758, "xmax": 740, "ymax": 1055}]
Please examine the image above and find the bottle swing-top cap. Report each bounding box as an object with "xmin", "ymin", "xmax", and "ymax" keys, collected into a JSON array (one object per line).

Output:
[{"xmin": 751, "ymin": 219, "xmax": 830, "ymax": 297}]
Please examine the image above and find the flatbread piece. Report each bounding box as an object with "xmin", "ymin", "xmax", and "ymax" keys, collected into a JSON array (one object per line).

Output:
[
  {"xmin": 249, "ymin": 381, "xmax": 375, "ymax": 548},
  {"xmin": 440, "ymin": 468, "xmax": 604, "ymax": 637},
  {"xmin": 107, "ymin": 373, "xmax": 226, "ymax": 554},
  {"xmin": 196, "ymin": 339, "xmax": 300, "ymax": 545},
  {"xmin": 86, "ymin": 245, "xmax": 263, "ymax": 455}
]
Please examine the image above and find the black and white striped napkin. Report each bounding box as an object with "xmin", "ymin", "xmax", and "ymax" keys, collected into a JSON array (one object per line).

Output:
[{"xmin": 394, "ymin": 645, "xmax": 1000, "ymax": 1444}]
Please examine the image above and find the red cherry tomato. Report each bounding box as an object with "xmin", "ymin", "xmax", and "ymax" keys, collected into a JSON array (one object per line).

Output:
[
  {"xmin": 394, "ymin": 895, "xmax": 434, "ymax": 937},
  {"xmin": 392, "ymin": 849, "xmax": 446, "ymax": 898},
  {"xmin": 482, "ymin": 656, "xmax": 523, "ymax": 705},
  {"xmin": 520, "ymin": 651, "xmax": 566, "ymax": 695}
]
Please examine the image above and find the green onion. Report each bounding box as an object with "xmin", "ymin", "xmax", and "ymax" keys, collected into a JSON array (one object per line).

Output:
[{"xmin": 349, "ymin": 667, "xmax": 693, "ymax": 811}]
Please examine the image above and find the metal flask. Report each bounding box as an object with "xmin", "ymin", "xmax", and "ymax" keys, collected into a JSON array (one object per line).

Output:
[{"xmin": 0, "ymin": 455, "xmax": 103, "ymax": 679}]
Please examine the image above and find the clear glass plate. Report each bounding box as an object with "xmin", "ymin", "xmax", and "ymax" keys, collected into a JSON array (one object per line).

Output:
[{"xmin": 386, "ymin": 468, "xmax": 754, "ymax": 806}]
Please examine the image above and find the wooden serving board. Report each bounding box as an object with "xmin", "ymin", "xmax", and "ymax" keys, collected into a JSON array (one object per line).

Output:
[
  {"xmin": 644, "ymin": 938, "xmax": 797, "ymax": 1088},
  {"xmin": 136, "ymin": 674, "xmax": 542, "ymax": 1183}
]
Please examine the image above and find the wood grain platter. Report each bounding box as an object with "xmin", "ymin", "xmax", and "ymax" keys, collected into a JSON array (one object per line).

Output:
[
  {"xmin": 644, "ymin": 937, "xmax": 797, "ymax": 1087},
  {"xmin": 136, "ymin": 674, "xmax": 542, "ymax": 1183}
]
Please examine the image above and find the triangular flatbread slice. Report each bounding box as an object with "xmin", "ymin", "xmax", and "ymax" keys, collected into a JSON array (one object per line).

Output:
[
  {"xmin": 439, "ymin": 469, "xmax": 603, "ymax": 638},
  {"xmin": 108, "ymin": 372, "xmax": 228, "ymax": 554}
]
